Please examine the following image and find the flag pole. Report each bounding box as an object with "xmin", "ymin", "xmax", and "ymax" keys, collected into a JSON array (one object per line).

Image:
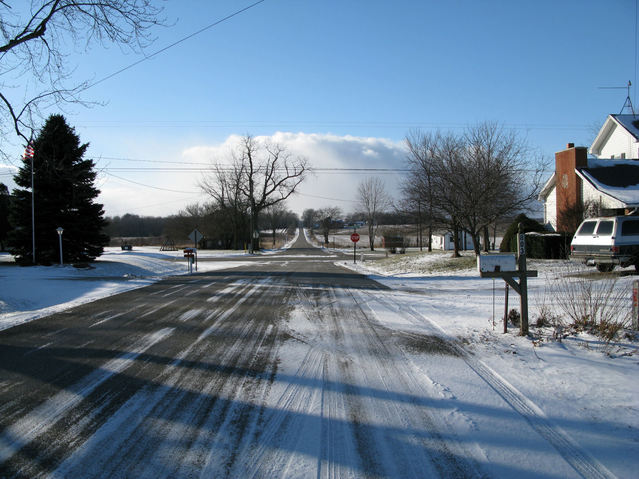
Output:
[
  {"xmin": 24, "ymin": 140, "xmax": 35, "ymax": 264},
  {"xmin": 31, "ymin": 149, "xmax": 35, "ymax": 264}
]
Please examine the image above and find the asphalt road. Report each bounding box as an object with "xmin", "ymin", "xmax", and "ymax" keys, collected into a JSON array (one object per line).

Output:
[{"xmin": 0, "ymin": 232, "xmax": 605, "ymax": 478}]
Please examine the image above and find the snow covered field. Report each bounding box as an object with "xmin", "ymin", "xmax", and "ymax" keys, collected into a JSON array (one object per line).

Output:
[{"xmin": 1, "ymin": 238, "xmax": 637, "ymax": 477}]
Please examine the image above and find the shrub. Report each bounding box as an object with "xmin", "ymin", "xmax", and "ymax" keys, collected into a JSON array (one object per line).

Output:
[
  {"xmin": 524, "ymin": 233, "xmax": 572, "ymax": 259},
  {"xmin": 508, "ymin": 308, "xmax": 521, "ymax": 327},
  {"xmin": 500, "ymin": 214, "xmax": 546, "ymax": 253},
  {"xmin": 553, "ymin": 265, "xmax": 631, "ymax": 344},
  {"xmin": 532, "ymin": 279, "xmax": 567, "ymax": 340}
]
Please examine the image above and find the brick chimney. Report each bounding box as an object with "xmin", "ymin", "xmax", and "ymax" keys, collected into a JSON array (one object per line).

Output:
[{"xmin": 555, "ymin": 143, "xmax": 588, "ymax": 232}]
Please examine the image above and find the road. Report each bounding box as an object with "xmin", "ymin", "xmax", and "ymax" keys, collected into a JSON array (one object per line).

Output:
[{"xmin": 0, "ymin": 231, "xmax": 613, "ymax": 478}]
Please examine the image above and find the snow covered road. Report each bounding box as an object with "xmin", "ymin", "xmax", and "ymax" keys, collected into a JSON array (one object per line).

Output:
[{"xmin": 0, "ymin": 232, "xmax": 633, "ymax": 478}]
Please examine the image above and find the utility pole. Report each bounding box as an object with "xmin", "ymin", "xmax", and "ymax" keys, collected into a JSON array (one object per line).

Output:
[
  {"xmin": 418, "ymin": 200, "xmax": 422, "ymax": 251},
  {"xmin": 249, "ymin": 207, "xmax": 254, "ymax": 254}
]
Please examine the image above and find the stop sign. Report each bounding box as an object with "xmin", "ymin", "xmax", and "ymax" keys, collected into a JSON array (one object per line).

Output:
[{"xmin": 351, "ymin": 232, "xmax": 360, "ymax": 243}]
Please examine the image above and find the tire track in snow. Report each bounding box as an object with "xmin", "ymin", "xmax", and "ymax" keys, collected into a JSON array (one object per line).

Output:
[
  {"xmin": 49, "ymin": 278, "xmax": 258, "ymax": 478},
  {"xmin": 241, "ymin": 282, "xmax": 358, "ymax": 479},
  {"xmin": 338, "ymin": 286, "xmax": 484, "ymax": 479},
  {"xmin": 50, "ymin": 278, "xmax": 276, "ymax": 478},
  {"xmin": 362, "ymin": 290, "xmax": 617, "ymax": 479},
  {"xmin": 196, "ymin": 279, "xmax": 286, "ymax": 477}
]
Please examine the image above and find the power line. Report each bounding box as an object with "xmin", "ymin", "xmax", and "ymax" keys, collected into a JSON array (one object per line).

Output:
[
  {"xmin": 96, "ymin": 166, "xmax": 410, "ymax": 174},
  {"xmin": 86, "ymin": 0, "xmax": 266, "ymax": 90},
  {"xmin": 296, "ymin": 192, "xmax": 358, "ymax": 204},
  {"xmin": 95, "ymin": 156, "xmax": 211, "ymax": 166},
  {"xmin": 103, "ymin": 171, "xmax": 201, "ymax": 194}
]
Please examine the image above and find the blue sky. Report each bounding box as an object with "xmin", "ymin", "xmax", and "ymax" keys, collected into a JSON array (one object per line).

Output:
[{"xmin": 3, "ymin": 0, "xmax": 639, "ymax": 217}]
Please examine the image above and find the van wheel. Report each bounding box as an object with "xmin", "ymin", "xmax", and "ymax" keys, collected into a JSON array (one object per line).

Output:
[{"xmin": 596, "ymin": 263, "xmax": 615, "ymax": 273}]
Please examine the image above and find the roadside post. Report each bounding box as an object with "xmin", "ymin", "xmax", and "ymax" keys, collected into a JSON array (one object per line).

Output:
[
  {"xmin": 184, "ymin": 248, "xmax": 195, "ymax": 274},
  {"xmin": 503, "ymin": 284, "xmax": 509, "ymax": 334},
  {"xmin": 56, "ymin": 227, "xmax": 64, "ymax": 266},
  {"xmin": 478, "ymin": 225, "xmax": 537, "ymax": 336},
  {"xmin": 517, "ymin": 225, "xmax": 530, "ymax": 335},
  {"xmin": 188, "ymin": 228, "xmax": 203, "ymax": 272},
  {"xmin": 351, "ymin": 231, "xmax": 360, "ymax": 263}
]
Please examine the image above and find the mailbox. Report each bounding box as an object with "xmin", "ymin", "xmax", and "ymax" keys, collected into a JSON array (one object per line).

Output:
[{"xmin": 477, "ymin": 254, "xmax": 516, "ymax": 273}]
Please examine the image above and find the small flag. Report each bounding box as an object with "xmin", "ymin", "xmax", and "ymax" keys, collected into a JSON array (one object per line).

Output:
[{"xmin": 24, "ymin": 142, "xmax": 34, "ymax": 160}]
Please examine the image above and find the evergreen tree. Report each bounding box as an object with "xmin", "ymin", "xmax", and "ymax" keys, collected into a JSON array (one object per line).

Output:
[
  {"xmin": 499, "ymin": 214, "xmax": 545, "ymax": 253},
  {"xmin": 9, "ymin": 114, "xmax": 109, "ymax": 264}
]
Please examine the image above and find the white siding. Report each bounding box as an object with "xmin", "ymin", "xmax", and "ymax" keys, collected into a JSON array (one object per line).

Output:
[
  {"xmin": 432, "ymin": 232, "xmax": 474, "ymax": 250},
  {"xmin": 581, "ymin": 181, "xmax": 624, "ymax": 212},
  {"xmin": 544, "ymin": 185, "xmax": 557, "ymax": 231},
  {"xmin": 597, "ymin": 123, "xmax": 639, "ymax": 159}
]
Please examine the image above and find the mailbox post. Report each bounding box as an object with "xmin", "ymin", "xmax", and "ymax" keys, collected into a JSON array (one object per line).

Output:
[
  {"xmin": 184, "ymin": 248, "xmax": 196, "ymax": 274},
  {"xmin": 478, "ymin": 228, "xmax": 537, "ymax": 336},
  {"xmin": 517, "ymin": 225, "xmax": 529, "ymax": 335}
]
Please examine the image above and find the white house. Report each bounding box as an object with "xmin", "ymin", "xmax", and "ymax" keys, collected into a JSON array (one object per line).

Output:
[
  {"xmin": 431, "ymin": 231, "xmax": 474, "ymax": 251},
  {"xmin": 539, "ymin": 114, "xmax": 639, "ymax": 232},
  {"xmin": 590, "ymin": 114, "xmax": 639, "ymax": 159}
]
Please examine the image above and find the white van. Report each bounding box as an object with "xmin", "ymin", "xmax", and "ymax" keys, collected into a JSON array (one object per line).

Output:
[{"xmin": 570, "ymin": 216, "xmax": 639, "ymax": 272}]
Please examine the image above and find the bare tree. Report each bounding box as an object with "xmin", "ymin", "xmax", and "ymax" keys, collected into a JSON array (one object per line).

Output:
[
  {"xmin": 317, "ymin": 206, "xmax": 341, "ymax": 245},
  {"xmin": 357, "ymin": 177, "xmax": 391, "ymax": 251},
  {"xmin": 428, "ymin": 123, "xmax": 545, "ymax": 255},
  {"xmin": 404, "ymin": 130, "xmax": 443, "ymax": 252},
  {"xmin": 429, "ymin": 132, "xmax": 467, "ymax": 257},
  {"xmin": 459, "ymin": 122, "xmax": 544, "ymax": 254},
  {"xmin": 200, "ymin": 161, "xmax": 249, "ymax": 249},
  {"xmin": 0, "ymin": 1, "xmax": 164, "ymax": 148},
  {"xmin": 302, "ymin": 208, "xmax": 318, "ymax": 231},
  {"xmin": 262, "ymin": 203, "xmax": 286, "ymax": 247},
  {"xmin": 200, "ymin": 135, "xmax": 308, "ymax": 252}
]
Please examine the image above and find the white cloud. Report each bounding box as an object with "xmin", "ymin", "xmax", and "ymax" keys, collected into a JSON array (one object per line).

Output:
[{"xmin": 97, "ymin": 132, "xmax": 407, "ymax": 217}]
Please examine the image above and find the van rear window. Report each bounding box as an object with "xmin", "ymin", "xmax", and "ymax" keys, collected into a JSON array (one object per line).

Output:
[
  {"xmin": 596, "ymin": 221, "xmax": 614, "ymax": 236},
  {"xmin": 576, "ymin": 221, "xmax": 597, "ymax": 236},
  {"xmin": 621, "ymin": 220, "xmax": 639, "ymax": 236}
]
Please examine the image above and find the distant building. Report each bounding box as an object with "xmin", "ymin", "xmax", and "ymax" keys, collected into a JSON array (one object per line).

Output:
[
  {"xmin": 431, "ymin": 230, "xmax": 474, "ymax": 251},
  {"xmin": 539, "ymin": 114, "xmax": 639, "ymax": 232}
]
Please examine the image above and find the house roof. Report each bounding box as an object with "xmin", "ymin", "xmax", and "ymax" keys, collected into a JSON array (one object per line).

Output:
[
  {"xmin": 590, "ymin": 114, "xmax": 639, "ymax": 157},
  {"xmin": 577, "ymin": 159, "xmax": 639, "ymax": 207}
]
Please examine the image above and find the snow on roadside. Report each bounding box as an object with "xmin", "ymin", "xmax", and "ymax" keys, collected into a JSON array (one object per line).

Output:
[
  {"xmin": 0, "ymin": 247, "xmax": 251, "ymax": 331},
  {"xmin": 338, "ymin": 252, "xmax": 639, "ymax": 478}
]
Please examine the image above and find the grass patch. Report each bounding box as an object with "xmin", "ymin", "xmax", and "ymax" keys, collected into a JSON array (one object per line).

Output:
[
  {"xmin": 428, "ymin": 254, "xmax": 476, "ymax": 273},
  {"xmin": 370, "ymin": 250, "xmax": 476, "ymax": 274}
]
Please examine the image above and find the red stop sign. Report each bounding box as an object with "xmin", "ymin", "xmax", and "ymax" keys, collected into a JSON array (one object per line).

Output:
[{"xmin": 351, "ymin": 232, "xmax": 360, "ymax": 243}]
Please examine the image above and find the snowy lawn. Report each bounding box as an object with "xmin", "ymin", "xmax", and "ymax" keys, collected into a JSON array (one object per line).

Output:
[
  {"xmin": 0, "ymin": 247, "xmax": 253, "ymax": 331},
  {"xmin": 340, "ymin": 250, "xmax": 639, "ymax": 478},
  {"xmin": 0, "ymin": 229, "xmax": 303, "ymax": 331}
]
